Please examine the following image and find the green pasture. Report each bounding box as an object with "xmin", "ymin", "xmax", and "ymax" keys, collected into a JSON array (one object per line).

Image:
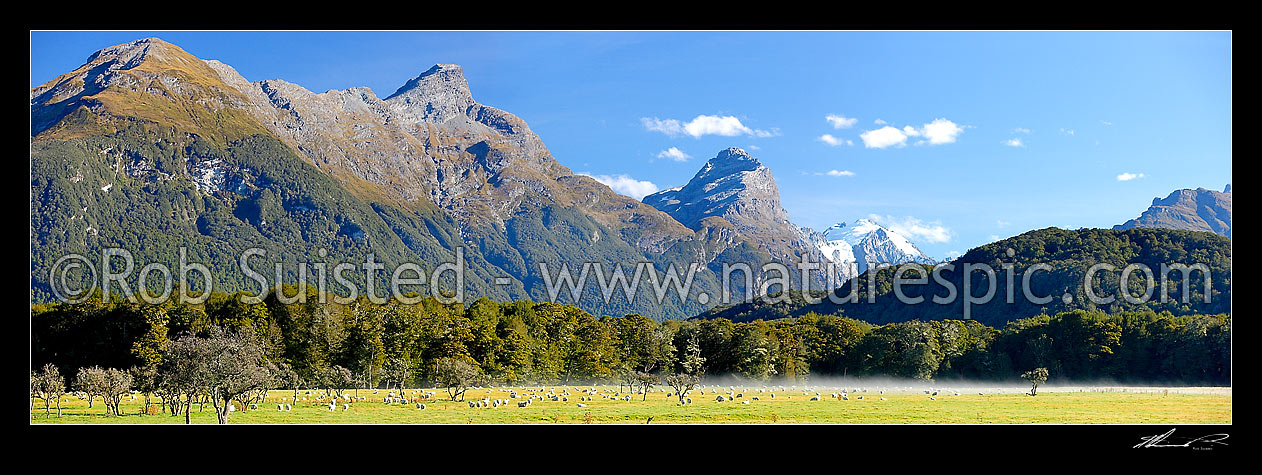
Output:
[{"xmin": 30, "ymin": 385, "xmax": 1231, "ymax": 424}]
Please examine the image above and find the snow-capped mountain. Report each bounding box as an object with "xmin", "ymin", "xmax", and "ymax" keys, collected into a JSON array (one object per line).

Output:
[{"xmin": 806, "ymin": 218, "xmax": 934, "ymax": 280}]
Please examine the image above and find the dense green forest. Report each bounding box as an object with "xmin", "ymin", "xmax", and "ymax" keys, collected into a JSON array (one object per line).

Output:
[
  {"xmin": 31, "ymin": 288, "xmax": 1230, "ymax": 387},
  {"xmin": 699, "ymin": 227, "xmax": 1231, "ymax": 327}
]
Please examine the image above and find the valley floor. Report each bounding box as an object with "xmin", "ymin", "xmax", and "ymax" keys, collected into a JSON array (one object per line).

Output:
[{"xmin": 29, "ymin": 385, "xmax": 1231, "ymax": 424}]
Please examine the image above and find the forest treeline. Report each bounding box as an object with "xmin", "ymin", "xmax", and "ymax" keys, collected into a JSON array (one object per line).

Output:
[{"xmin": 30, "ymin": 285, "xmax": 1230, "ymax": 388}]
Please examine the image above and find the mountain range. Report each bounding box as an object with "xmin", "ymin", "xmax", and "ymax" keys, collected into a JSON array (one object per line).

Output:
[
  {"xmin": 29, "ymin": 37, "xmax": 1229, "ymax": 324},
  {"xmin": 30, "ymin": 38, "xmax": 865, "ymax": 319}
]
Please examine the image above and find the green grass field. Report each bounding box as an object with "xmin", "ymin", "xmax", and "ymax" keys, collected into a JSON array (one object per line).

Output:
[{"xmin": 29, "ymin": 385, "xmax": 1232, "ymax": 424}]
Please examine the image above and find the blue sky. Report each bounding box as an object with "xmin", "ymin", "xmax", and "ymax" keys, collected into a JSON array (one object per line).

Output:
[{"xmin": 31, "ymin": 31, "xmax": 1232, "ymax": 259}]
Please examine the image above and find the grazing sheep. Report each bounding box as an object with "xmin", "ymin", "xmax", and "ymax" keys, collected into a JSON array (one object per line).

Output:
[
  {"xmin": 277, "ymin": 404, "xmax": 284, "ymax": 411},
  {"xmin": 416, "ymin": 403, "xmax": 426, "ymax": 409},
  {"xmin": 809, "ymin": 396, "xmax": 821, "ymax": 401},
  {"xmin": 577, "ymin": 403, "xmax": 587, "ymax": 408},
  {"xmin": 741, "ymin": 400, "xmax": 750, "ymax": 405},
  {"xmin": 342, "ymin": 403, "xmax": 350, "ymax": 411},
  {"xmin": 879, "ymin": 397, "xmax": 887, "ymax": 401}
]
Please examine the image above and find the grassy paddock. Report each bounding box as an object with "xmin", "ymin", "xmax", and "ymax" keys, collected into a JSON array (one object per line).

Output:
[{"xmin": 29, "ymin": 385, "xmax": 1231, "ymax": 424}]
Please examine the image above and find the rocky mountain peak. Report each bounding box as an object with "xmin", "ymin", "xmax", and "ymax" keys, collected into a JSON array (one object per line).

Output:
[
  {"xmin": 385, "ymin": 63, "xmax": 472, "ymax": 103},
  {"xmin": 387, "ymin": 64, "xmax": 469, "ymax": 97},
  {"xmin": 85, "ymin": 37, "xmax": 166, "ymax": 65},
  {"xmin": 644, "ymin": 148, "xmax": 827, "ymax": 285},
  {"xmin": 695, "ymin": 147, "xmax": 762, "ymax": 181},
  {"xmin": 1115, "ymin": 186, "xmax": 1232, "ymax": 238}
]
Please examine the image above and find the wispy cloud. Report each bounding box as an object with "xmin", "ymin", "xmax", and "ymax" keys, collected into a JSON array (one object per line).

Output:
[
  {"xmin": 813, "ymin": 169, "xmax": 856, "ymax": 177},
  {"xmin": 874, "ymin": 118, "xmax": 887, "ymax": 125},
  {"xmin": 1002, "ymin": 138, "xmax": 1025, "ymax": 147},
  {"xmin": 1013, "ymin": 127, "xmax": 1031, "ymax": 134},
  {"xmin": 825, "ymin": 114, "xmax": 858, "ymax": 129},
  {"xmin": 1060, "ymin": 128, "xmax": 1076, "ymax": 135},
  {"xmin": 656, "ymin": 147, "xmax": 691, "ymax": 162},
  {"xmin": 579, "ymin": 172, "xmax": 659, "ymax": 199},
  {"xmin": 869, "ymin": 214, "xmax": 953, "ymax": 243},
  {"xmin": 641, "ymin": 115, "xmax": 776, "ymax": 139},
  {"xmin": 1116, "ymin": 172, "xmax": 1145, "ymax": 181},
  {"xmin": 1100, "ymin": 120, "xmax": 1113, "ymax": 126},
  {"xmin": 996, "ymin": 220, "xmax": 1011, "ymax": 228},
  {"xmin": 818, "ymin": 134, "xmax": 852, "ymax": 146}
]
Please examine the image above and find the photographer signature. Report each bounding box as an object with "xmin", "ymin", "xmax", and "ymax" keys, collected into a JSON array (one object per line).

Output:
[{"xmin": 1134, "ymin": 428, "xmax": 1229, "ymax": 449}]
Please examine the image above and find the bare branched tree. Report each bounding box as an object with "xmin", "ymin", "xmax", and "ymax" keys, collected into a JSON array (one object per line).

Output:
[{"xmin": 31, "ymin": 363, "xmax": 65, "ymax": 418}]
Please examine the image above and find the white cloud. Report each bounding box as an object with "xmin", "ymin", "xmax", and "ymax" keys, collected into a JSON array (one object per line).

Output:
[
  {"xmin": 859, "ymin": 126, "xmax": 909, "ymax": 149},
  {"xmin": 1060, "ymin": 128, "xmax": 1076, "ymax": 135},
  {"xmin": 641, "ymin": 115, "xmax": 775, "ymax": 139},
  {"xmin": 1116, "ymin": 172, "xmax": 1145, "ymax": 181},
  {"xmin": 988, "ymin": 235, "xmax": 1001, "ymax": 243},
  {"xmin": 825, "ymin": 114, "xmax": 858, "ymax": 129},
  {"xmin": 868, "ymin": 214, "xmax": 953, "ymax": 244},
  {"xmin": 1013, "ymin": 127, "xmax": 1031, "ymax": 134},
  {"xmin": 656, "ymin": 147, "xmax": 691, "ymax": 162},
  {"xmin": 1002, "ymin": 138, "xmax": 1025, "ymax": 147},
  {"xmin": 920, "ymin": 118, "xmax": 965, "ymax": 145},
  {"xmin": 818, "ymin": 134, "xmax": 846, "ymax": 146},
  {"xmin": 859, "ymin": 118, "xmax": 966, "ymax": 149},
  {"xmin": 874, "ymin": 118, "xmax": 887, "ymax": 125},
  {"xmin": 943, "ymin": 250, "xmax": 962, "ymax": 260},
  {"xmin": 1100, "ymin": 120, "xmax": 1113, "ymax": 126},
  {"xmin": 996, "ymin": 220, "xmax": 1011, "ymax": 228},
  {"xmin": 579, "ymin": 172, "xmax": 660, "ymax": 200},
  {"xmin": 746, "ymin": 144, "xmax": 760, "ymax": 151}
]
